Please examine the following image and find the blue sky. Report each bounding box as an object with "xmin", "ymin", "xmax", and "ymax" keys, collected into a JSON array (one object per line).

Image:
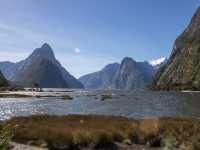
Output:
[{"xmin": 0, "ymin": 0, "xmax": 199, "ymax": 77}]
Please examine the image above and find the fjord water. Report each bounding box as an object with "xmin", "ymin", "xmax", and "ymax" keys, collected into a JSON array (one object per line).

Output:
[{"xmin": 0, "ymin": 90, "xmax": 200, "ymax": 120}]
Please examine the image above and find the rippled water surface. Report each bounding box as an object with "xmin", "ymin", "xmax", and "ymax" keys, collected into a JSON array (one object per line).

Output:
[{"xmin": 0, "ymin": 90, "xmax": 200, "ymax": 120}]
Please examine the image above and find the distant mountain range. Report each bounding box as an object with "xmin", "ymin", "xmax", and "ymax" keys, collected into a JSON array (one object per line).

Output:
[
  {"xmin": 152, "ymin": 7, "xmax": 200, "ymax": 90},
  {"xmin": 0, "ymin": 43, "xmax": 167, "ymax": 90},
  {"xmin": 0, "ymin": 43, "xmax": 166, "ymax": 89},
  {"xmin": 79, "ymin": 57, "xmax": 157, "ymax": 90},
  {"xmin": 0, "ymin": 43, "xmax": 84, "ymax": 88}
]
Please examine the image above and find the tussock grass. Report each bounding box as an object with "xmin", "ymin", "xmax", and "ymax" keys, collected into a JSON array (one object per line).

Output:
[
  {"xmin": 1, "ymin": 115, "xmax": 200, "ymax": 150},
  {"xmin": 4, "ymin": 115, "xmax": 135, "ymax": 149}
]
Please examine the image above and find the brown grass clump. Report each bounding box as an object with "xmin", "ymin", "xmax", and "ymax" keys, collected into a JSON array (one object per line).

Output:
[
  {"xmin": 1, "ymin": 115, "xmax": 200, "ymax": 150},
  {"xmin": 3, "ymin": 115, "xmax": 135, "ymax": 149}
]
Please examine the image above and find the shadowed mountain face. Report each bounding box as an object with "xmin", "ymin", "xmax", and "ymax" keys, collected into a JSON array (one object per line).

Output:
[
  {"xmin": 0, "ymin": 43, "xmax": 84, "ymax": 88},
  {"xmin": 18, "ymin": 59, "xmax": 69, "ymax": 88},
  {"xmin": 152, "ymin": 7, "xmax": 200, "ymax": 90},
  {"xmin": 0, "ymin": 71, "xmax": 8, "ymax": 87},
  {"xmin": 79, "ymin": 57, "xmax": 154, "ymax": 90}
]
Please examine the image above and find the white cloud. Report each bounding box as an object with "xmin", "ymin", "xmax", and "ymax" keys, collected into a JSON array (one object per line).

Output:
[{"xmin": 74, "ymin": 48, "xmax": 80, "ymax": 54}]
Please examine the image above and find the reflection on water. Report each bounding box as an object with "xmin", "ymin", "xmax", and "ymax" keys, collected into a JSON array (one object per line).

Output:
[{"xmin": 0, "ymin": 90, "xmax": 200, "ymax": 120}]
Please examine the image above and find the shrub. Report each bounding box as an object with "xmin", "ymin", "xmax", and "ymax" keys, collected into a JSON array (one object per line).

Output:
[
  {"xmin": 93, "ymin": 131, "xmax": 117, "ymax": 150},
  {"xmin": 73, "ymin": 131, "xmax": 92, "ymax": 147},
  {"xmin": 0, "ymin": 125, "xmax": 12, "ymax": 150},
  {"xmin": 162, "ymin": 134, "xmax": 177, "ymax": 150}
]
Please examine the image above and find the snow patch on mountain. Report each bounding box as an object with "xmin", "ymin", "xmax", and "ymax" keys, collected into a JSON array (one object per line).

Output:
[{"xmin": 149, "ymin": 57, "xmax": 167, "ymax": 66}]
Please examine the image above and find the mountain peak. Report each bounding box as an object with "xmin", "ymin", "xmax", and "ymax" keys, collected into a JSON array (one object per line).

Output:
[
  {"xmin": 121, "ymin": 57, "xmax": 136, "ymax": 64},
  {"xmin": 31, "ymin": 43, "xmax": 55, "ymax": 60},
  {"xmin": 40, "ymin": 43, "xmax": 54, "ymax": 54},
  {"xmin": 41, "ymin": 43, "xmax": 52, "ymax": 49},
  {"xmin": 121, "ymin": 57, "xmax": 137, "ymax": 69}
]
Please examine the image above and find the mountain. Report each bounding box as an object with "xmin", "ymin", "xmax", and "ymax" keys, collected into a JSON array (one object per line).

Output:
[
  {"xmin": 0, "ymin": 43, "xmax": 84, "ymax": 88},
  {"xmin": 79, "ymin": 57, "xmax": 154, "ymax": 90},
  {"xmin": 151, "ymin": 7, "xmax": 200, "ymax": 90},
  {"xmin": 149, "ymin": 57, "xmax": 168, "ymax": 70},
  {"xmin": 79, "ymin": 63, "xmax": 120, "ymax": 89},
  {"xmin": 0, "ymin": 71, "xmax": 8, "ymax": 87},
  {"xmin": 13, "ymin": 58, "xmax": 69, "ymax": 88},
  {"xmin": 111, "ymin": 57, "xmax": 154, "ymax": 90}
]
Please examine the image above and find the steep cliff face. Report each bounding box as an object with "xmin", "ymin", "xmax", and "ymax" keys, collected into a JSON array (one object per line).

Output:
[
  {"xmin": 112, "ymin": 57, "xmax": 154, "ymax": 90},
  {"xmin": 152, "ymin": 7, "xmax": 200, "ymax": 90}
]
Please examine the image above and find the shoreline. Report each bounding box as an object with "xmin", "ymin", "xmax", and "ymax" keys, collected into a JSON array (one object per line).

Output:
[
  {"xmin": 0, "ymin": 90, "xmax": 74, "ymax": 99},
  {"xmin": 0, "ymin": 89, "xmax": 200, "ymax": 99}
]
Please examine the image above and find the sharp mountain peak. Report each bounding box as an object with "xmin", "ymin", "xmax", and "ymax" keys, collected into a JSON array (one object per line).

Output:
[
  {"xmin": 31, "ymin": 43, "xmax": 55, "ymax": 60},
  {"xmin": 121, "ymin": 57, "xmax": 136, "ymax": 65}
]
